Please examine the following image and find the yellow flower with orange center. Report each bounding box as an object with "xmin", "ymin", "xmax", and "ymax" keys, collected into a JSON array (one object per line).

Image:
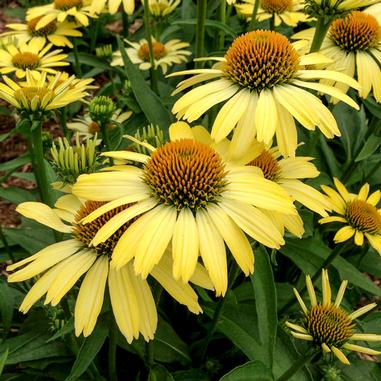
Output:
[
  {"xmin": 169, "ymin": 30, "xmax": 359, "ymax": 157},
  {"xmin": 90, "ymin": 0, "xmax": 135, "ymax": 15},
  {"xmin": 319, "ymin": 178, "xmax": 381, "ymax": 254}
]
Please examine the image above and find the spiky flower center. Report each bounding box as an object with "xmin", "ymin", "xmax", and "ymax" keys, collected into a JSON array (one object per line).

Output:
[
  {"xmin": 249, "ymin": 150, "xmax": 280, "ymax": 181},
  {"xmin": 306, "ymin": 304, "xmax": 354, "ymax": 347},
  {"xmin": 138, "ymin": 42, "xmax": 166, "ymax": 61},
  {"xmin": 15, "ymin": 87, "xmax": 53, "ymax": 103},
  {"xmin": 260, "ymin": 0, "xmax": 292, "ymax": 14},
  {"xmin": 54, "ymin": 0, "xmax": 82, "ymax": 10},
  {"xmin": 27, "ymin": 17, "xmax": 57, "ymax": 36},
  {"xmin": 346, "ymin": 200, "xmax": 381, "ymax": 234},
  {"xmin": 224, "ymin": 30, "xmax": 300, "ymax": 92},
  {"xmin": 329, "ymin": 12, "xmax": 380, "ymax": 52},
  {"xmin": 12, "ymin": 52, "xmax": 40, "ymax": 70},
  {"xmin": 72, "ymin": 201, "xmax": 133, "ymax": 256},
  {"xmin": 143, "ymin": 139, "xmax": 228, "ymax": 211}
]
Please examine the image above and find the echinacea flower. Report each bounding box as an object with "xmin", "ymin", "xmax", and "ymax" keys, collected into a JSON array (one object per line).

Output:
[
  {"xmin": 0, "ymin": 71, "xmax": 93, "ymax": 113},
  {"xmin": 293, "ymin": 11, "xmax": 381, "ymax": 102},
  {"xmin": 68, "ymin": 109, "xmax": 132, "ymax": 137},
  {"xmin": 112, "ymin": 38, "xmax": 191, "ymax": 74},
  {"xmin": 243, "ymin": 141, "xmax": 332, "ymax": 237},
  {"xmin": 169, "ymin": 30, "xmax": 359, "ymax": 157},
  {"xmin": 306, "ymin": 0, "xmax": 379, "ymax": 16},
  {"xmin": 7, "ymin": 195, "xmax": 211, "ymax": 342},
  {"xmin": 236, "ymin": 0, "xmax": 311, "ymax": 27},
  {"xmin": 0, "ymin": 40, "xmax": 68, "ymax": 78},
  {"xmin": 72, "ymin": 122, "xmax": 297, "ymax": 296},
  {"xmin": 90, "ymin": 0, "xmax": 135, "ymax": 15},
  {"xmin": 0, "ymin": 18, "xmax": 82, "ymax": 48},
  {"xmin": 148, "ymin": 0, "xmax": 181, "ymax": 17},
  {"xmin": 286, "ymin": 269, "xmax": 381, "ymax": 365},
  {"xmin": 319, "ymin": 178, "xmax": 381, "ymax": 254},
  {"xmin": 26, "ymin": 0, "xmax": 95, "ymax": 30}
]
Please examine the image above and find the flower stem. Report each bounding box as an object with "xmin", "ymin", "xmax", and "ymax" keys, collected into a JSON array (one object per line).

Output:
[
  {"xmin": 143, "ymin": 0, "xmax": 159, "ymax": 94},
  {"xmin": 217, "ymin": 0, "xmax": 226, "ymax": 50},
  {"xmin": 270, "ymin": 13, "xmax": 275, "ymax": 31},
  {"xmin": 199, "ymin": 263, "xmax": 240, "ymax": 363},
  {"xmin": 248, "ymin": 0, "xmax": 260, "ymax": 31},
  {"xmin": 72, "ymin": 38, "xmax": 82, "ymax": 77},
  {"xmin": 122, "ymin": 12, "xmax": 129, "ymax": 37},
  {"xmin": 60, "ymin": 108, "xmax": 69, "ymax": 139},
  {"xmin": 276, "ymin": 349, "xmax": 319, "ymax": 381},
  {"xmin": 309, "ymin": 16, "xmax": 332, "ymax": 53},
  {"xmin": 29, "ymin": 120, "xmax": 54, "ymax": 207},
  {"xmin": 108, "ymin": 322, "xmax": 118, "ymax": 381},
  {"xmin": 195, "ymin": 0, "xmax": 207, "ymax": 69},
  {"xmin": 99, "ymin": 122, "xmax": 114, "ymax": 166},
  {"xmin": 0, "ymin": 225, "xmax": 14, "ymax": 262},
  {"xmin": 278, "ymin": 242, "xmax": 350, "ymax": 316}
]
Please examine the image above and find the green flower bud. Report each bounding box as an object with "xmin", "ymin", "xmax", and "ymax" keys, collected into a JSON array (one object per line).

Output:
[{"xmin": 89, "ymin": 96, "xmax": 115, "ymax": 126}]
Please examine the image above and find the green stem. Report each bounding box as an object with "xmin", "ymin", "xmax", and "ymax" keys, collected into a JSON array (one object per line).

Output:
[
  {"xmin": 72, "ymin": 38, "xmax": 82, "ymax": 77},
  {"xmin": 363, "ymin": 159, "xmax": 380, "ymax": 183},
  {"xmin": 278, "ymin": 242, "xmax": 350, "ymax": 316},
  {"xmin": 217, "ymin": 0, "xmax": 226, "ymax": 50},
  {"xmin": 100, "ymin": 122, "xmax": 114, "ymax": 166},
  {"xmin": 195, "ymin": 0, "xmax": 207, "ymax": 69},
  {"xmin": 143, "ymin": 0, "xmax": 159, "ymax": 94},
  {"xmin": 248, "ymin": 0, "xmax": 260, "ymax": 31},
  {"xmin": 309, "ymin": 16, "xmax": 332, "ymax": 53},
  {"xmin": 145, "ymin": 340, "xmax": 154, "ymax": 368},
  {"xmin": 276, "ymin": 349, "xmax": 319, "ymax": 381},
  {"xmin": 29, "ymin": 121, "xmax": 54, "ymax": 207},
  {"xmin": 90, "ymin": 18, "xmax": 100, "ymax": 52},
  {"xmin": 108, "ymin": 322, "xmax": 118, "ymax": 381},
  {"xmin": 199, "ymin": 263, "xmax": 240, "ymax": 363},
  {"xmin": 60, "ymin": 108, "xmax": 69, "ymax": 139},
  {"xmin": 122, "ymin": 12, "xmax": 129, "ymax": 38},
  {"xmin": 269, "ymin": 13, "xmax": 275, "ymax": 31}
]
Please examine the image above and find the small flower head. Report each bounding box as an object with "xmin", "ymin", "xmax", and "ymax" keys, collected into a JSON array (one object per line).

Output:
[
  {"xmin": 133, "ymin": 124, "xmax": 165, "ymax": 154},
  {"xmin": 95, "ymin": 44, "xmax": 113, "ymax": 60},
  {"xmin": 50, "ymin": 133, "xmax": 99, "ymax": 185},
  {"xmin": 148, "ymin": 0, "xmax": 181, "ymax": 17},
  {"xmin": 286, "ymin": 269, "xmax": 381, "ymax": 365},
  {"xmin": 89, "ymin": 96, "xmax": 115, "ymax": 125},
  {"xmin": 305, "ymin": 0, "xmax": 379, "ymax": 18},
  {"xmin": 319, "ymin": 178, "xmax": 381, "ymax": 255}
]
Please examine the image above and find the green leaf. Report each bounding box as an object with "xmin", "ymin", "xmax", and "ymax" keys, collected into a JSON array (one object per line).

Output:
[
  {"xmin": 148, "ymin": 364, "xmax": 175, "ymax": 381},
  {"xmin": 172, "ymin": 369, "xmax": 209, "ymax": 381},
  {"xmin": 116, "ymin": 36, "xmax": 174, "ymax": 129},
  {"xmin": 0, "ymin": 280, "xmax": 17, "ymax": 334},
  {"xmin": 363, "ymin": 96, "xmax": 381, "ymax": 119},
  {"xmin": 67, "ymin": 52, "xmax": 111, "ymax": 71},
  {"xmin": 219, "ymin": 361, "xmax": 273, "ymax": 381},
  {"xmin": 0, "ymin": 187, "xmax": 35, "ymax": 204},
  {"xmin": 0, "ymin": 348, "xmax": 8, "ymax": 375},
  {"xmin": 203, "ymin": 301, "xmax": 262, "ymax": 361},
  {"xmin": 0, "ymin": 154, "xmax": 30, "ymax": 172},
  {"xmin": 65, "ymin": 317, "xmax": 108, "ymax": 381},
  {"xmin": 250, "ymin": 246, "xmax": 277, "ymax": 370},
  {"xmin": 355, "ymin": 133, "xmax": 381, "ymax": 162},
  {"xmin": 173, "ymin": 19, "xmax": 237, "ymax": 38}
]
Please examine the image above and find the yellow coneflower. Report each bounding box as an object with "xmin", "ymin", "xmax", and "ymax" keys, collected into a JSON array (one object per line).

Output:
[
  {"xmin": 306, "ymin": 0, "xmax": 379, "ymax": 14},
  {"xmin": 236, "ymin": 0, "xmax": 311, "ymax": 27},
  {"xmin": 68, "ymin": 109, "xmax": 132, "ymax": 137},
  {"xmin": 293, "ymin": 11, "xmax": 381, "ymax": 102},
  {"xmin": 72, "ymin": 121, "xmax": 297, "ymax": 296},
  {"xmin": 148, "ymin": 0, "xmax": 181, "ymax": 17},
  {"xmin": 7, "ymin": 195, "xmax": 212, "ymax": 342},
  {"xmin": 112, "ymin": 38, "xmax": 191, "ymax": 74},
  {"xmin": 26, "ymin": 0, "xmax": 95, "ymax": 30},
  {"xmin": 90, "ymin": 0, "xmax": 135, "ymax": 15},
  {"xmin": 169, "ymin": 30, "xmax": 359, "ymax": 157},
  {"xmin": 0, "ymin": 71, "xmax": 93, "ymax": 112},
  {"xmin": 319, "ymin": 178, "xmax": 381, "ymax": 255},
  {"xmin": 286, "ymin": 269, "xmax": 381, "ymax": 365},
  {"xmin": 1, "ymin": 18, "xmax": 82, "ymax": 48},
  {"xmin": 0, "ymin": 40, "xmax": 68, "ymax": 79}
]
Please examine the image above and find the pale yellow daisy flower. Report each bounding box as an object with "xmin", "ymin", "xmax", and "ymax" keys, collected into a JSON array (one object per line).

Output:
[
  {"xmin": 0, "ymin": 40, "xmax": 68, "ymax": 79},
  {"xmin": 26, "ymin": 0, "xmax": 95, "ymax": 30},
  {"xmin": 7, "ymin": 194, "xmax": 211, "ymax": 342},
  {"xmin": 236, "ymin": 0, "xmax": 311, "ymax": 27},
  {"xmin": 169, "ymin": 30, "xmax": 360, "ymax": 158},
  {"xmin": 307, "ymin": 0, "xmax": 379, "ymax": 12},
  {"xmin": 0, "ymin": 71, "xmax": 94, "ymax": 112},
  {"xmin": 319, "ymin": 178, "xmax": 381, "ymax": 254},
  {"xmin": 286, "ymin": 269, "xmax": 381, "ymax": 365},
  {"xmin": 293, "ymin": 11, "xmax": 381, "ymax": 102},
  {"xmin": 112, "ymin": 38, "xmax": 191, "ymax": 74},
  {"xmin": 72, "ymin": 122, "xmax": 297, "ymax": 296},
  {"xmin": 148, "ymin": 0, "xmax": 181, "ymax": 17},
  {"xmin": 1, "ymin": 18, "xmax": 82, "ymax": 48},
  {"xmin": 90, "ymin": 0, "xmax": 135, "ymax": 15}
]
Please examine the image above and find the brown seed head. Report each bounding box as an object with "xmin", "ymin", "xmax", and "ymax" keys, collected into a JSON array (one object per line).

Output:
[
  {"xmin": 249, "ymin": 150, "xmax": 280, "ymax": 181},
  {"xmin": 346, "ymin": 199, "xmax": 381, "ymax": 234},
  {"xmin": 27, "ymin": 17, "xmax": 57, "ymax": 36},
  {"xmin": 260, "ymin": 0, "xmax": 293, "ymax": 14},
  {"xmin": 143, "ymin": 139, "xmax": 228, "ymax": 211},
  {"xmin": 12, "ymin": 52, "xmax": 40, "ymax": 70},
  {"xmin": 54, "ymin": 0, "xmax": 82, "ymax": 10},
  {"xmin": 138, "ymin": 42, "xmax": 166, "ymax": 62}
]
